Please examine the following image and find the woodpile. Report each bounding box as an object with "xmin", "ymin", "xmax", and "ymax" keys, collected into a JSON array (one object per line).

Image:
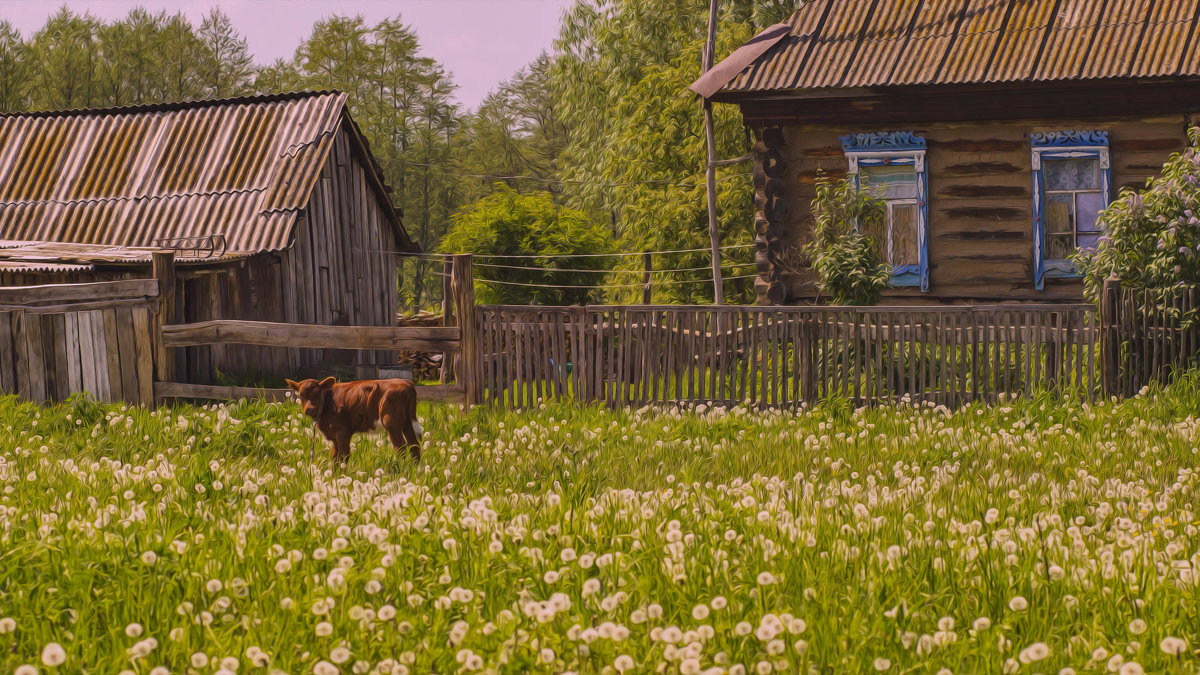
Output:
[{"xmin": 396, "ymin": 312, "xmax": 445, "ymax": 380}]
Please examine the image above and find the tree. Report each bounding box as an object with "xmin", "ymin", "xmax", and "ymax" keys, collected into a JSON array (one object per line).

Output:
[
  {"xmin": 198, "ymin": 8, "xmax": 253, "ymax": 98},
  {"xmin": 1075, "ymin": 128, "xmax": 1200, "ymax": 304},
  {"xmin": 157, "ymin": 12, "xmax": 206, "ymax": 102},
  {"xmin": 0, "ymin": 21, "xmax": 29, "ymax": 112},
  {"xmin": 552, "ymin": 0, "xmax": 794, "ymax": 303},
  {"xmin": 455, "ymin": 53, "xmax": 567, "ymax": 203},
  {"xmin": 439, "ymin": 187, "xmax": 614, "ymax": 305},
  {"xmin": 28, "ymin": 8, "xmax": 102, "ymax": 110}
]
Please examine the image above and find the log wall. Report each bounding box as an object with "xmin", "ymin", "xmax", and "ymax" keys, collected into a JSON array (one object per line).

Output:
[{"xmin": 767, "ymin": 114, "xmax": 1193, "ymax": 304}]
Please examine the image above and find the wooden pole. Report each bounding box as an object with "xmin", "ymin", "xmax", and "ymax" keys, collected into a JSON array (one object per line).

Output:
[
  {"xmin": 450, "ymin": 254, "xmax": 480, "ymax": 405},
  {"xmin": 151, "ymin": 251, "xmax": 176, "ymax": 396},
  {"xmin": 642, "ymin": 251, "xmax": 653, "ymax": 305},
  {"xmin": 702, "ymin": 0, "xmax": 724, "ymax": 305},
  {"xmin": 440, "ymin": 257, "xmax": 455, "ymax": 383},
  {"xmin": 1100, "ymin": 276, "xmax": 1119, "ymax": 397}
]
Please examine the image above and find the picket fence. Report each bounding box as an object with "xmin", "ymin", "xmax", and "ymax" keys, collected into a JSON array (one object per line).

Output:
[{"xmin": 477, "ymin": 304, "xmax": 1099, "ymax": 409}]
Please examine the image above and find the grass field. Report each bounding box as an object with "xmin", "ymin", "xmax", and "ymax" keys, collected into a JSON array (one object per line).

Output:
[{"xmin": 3, "ymin": 381, "xmax": 1200, "ymax": 675}]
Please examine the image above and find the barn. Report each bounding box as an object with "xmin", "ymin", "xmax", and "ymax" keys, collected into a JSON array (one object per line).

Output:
[
  {"xmin": 693, "ymin": 0, "xmax": 1200, "ymax": 304},
  {"xmin": 0, "ymin": 91, "xmax": 415, "ymax": 383}
]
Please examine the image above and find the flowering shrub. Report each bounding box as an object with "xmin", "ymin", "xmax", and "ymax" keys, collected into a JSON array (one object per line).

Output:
[
  {"xmin": 1075, "ymin": 128, "xmax": 1200, "ymax": 303},
  {"xmin": 804, "ymin": 177, "xmax": 891, "ymax": 305},
  {"xmin": 3, "ymin": 385, "xmax": 1200, "ymax": 673}
]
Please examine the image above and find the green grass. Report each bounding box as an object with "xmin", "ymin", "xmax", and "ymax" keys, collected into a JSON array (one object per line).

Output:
[{"xmin": 3, "ymin": 377, "xmax": 1200, "ymax": 674}]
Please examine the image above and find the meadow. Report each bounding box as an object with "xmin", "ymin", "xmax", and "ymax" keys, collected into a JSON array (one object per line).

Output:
[{"xmin": 2, "ymin": 381, "xmax": 1200, "ymax": 675}]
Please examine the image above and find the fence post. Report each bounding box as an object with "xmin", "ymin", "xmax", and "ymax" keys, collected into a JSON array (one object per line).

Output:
[
  {"xmin": 440, "ymin": 257, "xmax": 455, "ymax": 384},
  {"xmin": 1100, "ymin": 276, "xmax": 1119, "ymax": 397},
  {"xmin": 642, "ymin": 251, "xmax": 652, "ymax": 305},
  {"xmin": 450, "ymin": 254, "xmax": 480, "ymax": 405},
  {"xmin": 151, "ymin": 251, "xmax": 176, "ymax": 395}
]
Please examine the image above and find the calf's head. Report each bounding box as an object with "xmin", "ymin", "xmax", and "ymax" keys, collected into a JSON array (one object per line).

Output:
[{"xmin": 285, "ymin": 376, "xmax": 337, "ymax": 419}]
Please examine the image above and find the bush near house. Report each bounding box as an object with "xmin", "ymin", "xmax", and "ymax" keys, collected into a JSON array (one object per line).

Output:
[
  {"xmin": 804, "ymin": 177, "xmax": 892, "ymax": 305},
  {"xmin": 1076, "ymin": 128, "xmax": 1200, "ymax": 302}
]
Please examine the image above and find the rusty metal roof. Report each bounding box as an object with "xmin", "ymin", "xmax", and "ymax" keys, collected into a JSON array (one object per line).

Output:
[
  {"xmin": 0, "ymin": 91, "xmax": 413, "ymax": 255},
  {"xmin": 714, "ymin": 0, "xmax": 1200, "ymax": 95}
]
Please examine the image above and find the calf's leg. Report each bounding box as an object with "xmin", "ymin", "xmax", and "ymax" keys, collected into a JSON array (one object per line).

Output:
[{"xmin": 380, "ymin": 390, "xmax": 421, "ymax": 460}]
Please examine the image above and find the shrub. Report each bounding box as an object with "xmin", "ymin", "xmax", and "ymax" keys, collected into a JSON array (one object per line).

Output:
[
  {"xmin": 1075, "ymin": 128, "xmax": 1200, "ymax": 302},
  {"xmin": 803, "ymin": 177, "xmax": 891, "ymax": 305},
  {"xmin": 439, "ymin": 187, "xmax": 615, "ymax": 305}
]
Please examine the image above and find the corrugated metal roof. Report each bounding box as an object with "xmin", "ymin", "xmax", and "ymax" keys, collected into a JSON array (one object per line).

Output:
[
  {"xmin": 716, "ymin": 0, "xmax": 1200, "ymax": 94},
  {"xmin": 0, "ymin": 91, "xmax": 412, "ymax": 255}
]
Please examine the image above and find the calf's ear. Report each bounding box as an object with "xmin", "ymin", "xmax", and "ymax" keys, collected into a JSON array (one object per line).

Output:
[
  {"xmin": 319, "ymin": 376, "xmax": 337, "ymax": 388},
  {"xmin": 284, "ymin": 379, "xmax": 300, "ymax": 391}
]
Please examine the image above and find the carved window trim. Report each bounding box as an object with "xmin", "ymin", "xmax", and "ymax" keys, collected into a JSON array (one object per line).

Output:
[
  {"xmin": 1031, "ymin": 130, "xmax": 1111, "ymax": 290},
  {"xmin": 841, "ymin": 131, "xmax": 930, "ymax": 291}
]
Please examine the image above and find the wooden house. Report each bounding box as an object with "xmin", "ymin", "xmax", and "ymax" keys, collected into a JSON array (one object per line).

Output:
[
  {"xmin": 693, "ymin": 0, "xmax": 1200, "ymax": 304},
  {"xmin": 0, "ymin": 91, "xmax": 416, "ymax": 382}
]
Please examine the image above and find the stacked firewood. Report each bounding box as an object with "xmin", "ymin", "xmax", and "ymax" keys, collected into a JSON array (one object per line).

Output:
[{"xmin": 395, "ymin": 312, "xmax": 446, "ymax": 381}]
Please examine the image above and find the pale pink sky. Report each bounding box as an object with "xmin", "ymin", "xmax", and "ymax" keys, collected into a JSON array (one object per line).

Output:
[{"xmin": 0, "ymin": 0, "xmax": 575, "ymax": 108}]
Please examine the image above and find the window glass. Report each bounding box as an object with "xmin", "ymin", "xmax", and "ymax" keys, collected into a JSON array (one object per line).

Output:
[
  {"xmin": 860, "ymin": 165, "xmax": 917, "ymax": 200},
  {"xmin": 1044, "ymin": 158, "xmax": 1100, "ymax": 191},
  {"xmin": 1076, "ymin": 192, "xmax": 1104, "ymax": 234}
]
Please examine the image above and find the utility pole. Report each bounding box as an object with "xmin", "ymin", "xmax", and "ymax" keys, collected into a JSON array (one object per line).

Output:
[{"xmin": 702, "ymin": 0, "xmax": 724, "ymax": 304}]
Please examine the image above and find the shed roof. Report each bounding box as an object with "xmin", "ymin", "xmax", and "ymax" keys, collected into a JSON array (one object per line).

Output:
[
  {"xmin": 0, "ymin": 91, "xmax": 415, "ymax": 256},
  {"xmin": 696, "ymin": 0, "xmax": 1200, "ymax": 97}
]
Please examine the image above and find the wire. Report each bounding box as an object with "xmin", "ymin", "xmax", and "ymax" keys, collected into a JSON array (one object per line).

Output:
[
  {"xmin": 475, "ymin": 274, "xmax": 758, "ymax": 290},
  {"xmin": 470, "ymin": 262, "xmax": 755, "ymax": 275},
  {"xmin": 387, "ymin": 244, "xmax": 755, "ymax": 259},
  {"xmin": 471, "ymin": 244, "xmax": 755, "ymax": 259},
  {"xmin": 380, "ymin": 158, "xmax": 752, "ymax": 189}
]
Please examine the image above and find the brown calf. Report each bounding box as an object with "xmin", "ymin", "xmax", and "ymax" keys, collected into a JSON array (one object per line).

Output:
[{"xmin": 285, "ymin": 377, "xmax": 422, "ymax": 462}]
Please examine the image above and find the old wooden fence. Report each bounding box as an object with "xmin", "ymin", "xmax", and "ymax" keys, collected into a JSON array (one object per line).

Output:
[
  {"xmin": 478, "ymin": 304, "xmax": 1100, "ymax": 408},
  {"xmin": 1100, "ymin": 280, "xmax": 1200, "ymax": 397},
  {"xmin": 0, "ymin": 279, "xmax": 158, "ymax": 404}
]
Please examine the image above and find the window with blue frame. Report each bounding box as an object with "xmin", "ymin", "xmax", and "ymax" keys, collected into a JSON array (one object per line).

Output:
[
  {"xmin": 1031, "ymin": 130, "xmax": 1111, "ymax": 290},
  {"xmin": 841, "ymin": 132, "xmax": 929, "ymax": 291}
]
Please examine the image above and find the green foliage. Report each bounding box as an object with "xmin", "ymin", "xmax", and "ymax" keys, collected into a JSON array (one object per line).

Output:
[
  {"xmin": 454, "ymin": 54, "xmax": 567, "ymax": 205},
  {"xmin": 1075, "ymin": 128, "xmax": 1200, "ymax": 303},
  {"xmin": 553, "ymin": 0, "xmax": 793, "ymax": 303},
  {"xmin": 439, "ymin": 187, "xmax": 614, "ymax": 305},
  {"xmin": 804, "ymin": 177, "xmax": 891, "ymax": 305}
]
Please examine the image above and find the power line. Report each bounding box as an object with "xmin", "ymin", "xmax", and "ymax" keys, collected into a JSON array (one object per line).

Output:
[
  {"xmin": 475, "ymin": 274, "xmax": 758, "ymax": 290},
  {"xmin": 471, "ymin": 244, "xmax": 755, "ymax": 259},
  {"xmin": 380, "ymin": 157, "xmax": 753, "ymax": 189},
  {"xmin": 388, "ymin": 244, "xmax": 754, "ymax": 260},
  {"xmin": 471, "ymin": 262, "xmax": 754, "ymax": 275}
]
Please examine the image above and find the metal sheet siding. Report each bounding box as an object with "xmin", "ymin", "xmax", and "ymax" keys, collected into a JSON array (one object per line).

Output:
[
  {"xmin": 717, "ymin": 0, "xmax": 1200, "ymax": 93},
  {"xmin": 0, "ymin": 91, "xmax": 350, "ymax": 255}
]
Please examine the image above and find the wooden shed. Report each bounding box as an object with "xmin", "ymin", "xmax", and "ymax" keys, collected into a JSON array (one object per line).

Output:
[
  {"xmin": 694, "ymin": 0, "xmax": 1200, "ymax": 304},
  {"xmin": 0, "ymin": 91, "xmax": 416, "ymax": 382}
]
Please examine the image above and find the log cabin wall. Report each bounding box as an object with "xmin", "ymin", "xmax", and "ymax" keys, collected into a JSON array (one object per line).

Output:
[{"xmin": 768, "ymin": 114, "xmax": 1195, "ymax": 305}]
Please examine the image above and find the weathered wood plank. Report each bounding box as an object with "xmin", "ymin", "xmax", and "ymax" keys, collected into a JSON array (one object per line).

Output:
[
  {"xmin": 154, "ymin": 381, "xmax": 466, "ymax": 405},
  {"xmin": 162, "ymin": 320, "xmax": 462, "ymax": 351}
]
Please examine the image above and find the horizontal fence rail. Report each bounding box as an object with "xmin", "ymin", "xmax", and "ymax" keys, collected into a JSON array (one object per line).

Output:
[
  {"xmin": 152, "ymin": 381, "xmax": 467, "ymax": 405},
  {"xmin": 478, "ymin": 304, "xmax": 1100, "ymax": 409},
  {"xmin": 156, "ymin": 320, "xmax": 466, "ymax": 405},
  {"xmin": 161, "ymin": 320, "xmax": 461, "ymax": 352}
]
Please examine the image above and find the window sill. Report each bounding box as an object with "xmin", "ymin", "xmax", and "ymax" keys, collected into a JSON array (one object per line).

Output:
[
  {"xmin": 889, "ymin": 269, "xmax": 922, "ymax": 287},
  {"xmin": 1043, "ymin": 260, "xmax": 1081, "ymax": 279}
]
